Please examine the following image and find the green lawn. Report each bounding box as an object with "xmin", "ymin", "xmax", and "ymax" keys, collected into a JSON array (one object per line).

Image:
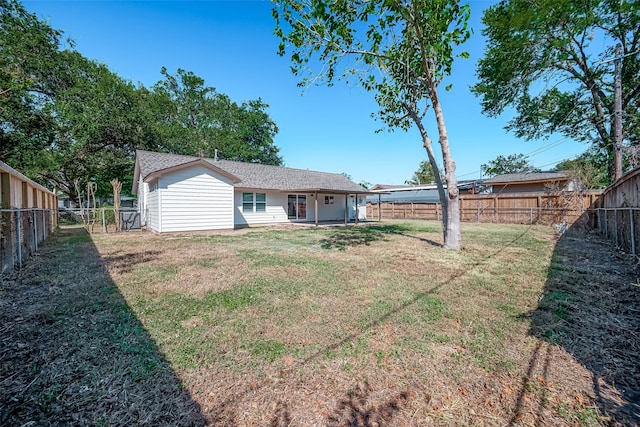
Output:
[{"xmin": 87, "ymin": 221, "xmax": 606, "ymax": 425}]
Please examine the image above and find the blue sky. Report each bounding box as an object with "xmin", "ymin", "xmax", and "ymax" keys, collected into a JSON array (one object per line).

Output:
[{"xmin": 24, "ymin": 0, "xmax": 588, "ymax": 186}]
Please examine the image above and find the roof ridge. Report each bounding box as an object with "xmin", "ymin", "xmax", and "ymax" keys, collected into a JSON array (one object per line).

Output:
[{"xmin": 211, "ymin": 158, "xmax": 348, "ymax": 178}]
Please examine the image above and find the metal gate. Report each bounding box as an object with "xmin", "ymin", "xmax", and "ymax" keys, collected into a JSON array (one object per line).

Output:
[{"xmin": 120, "ymin": 210, "xmax": 141, "ymax": 231}]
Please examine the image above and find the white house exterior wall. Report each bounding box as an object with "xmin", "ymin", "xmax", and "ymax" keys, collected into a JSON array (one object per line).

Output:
[
  {"xmin": 316, "ymin": 193, "xmax": 347, "ymax": 221},
  {"xmin": 233, "ymin": 191, "xmax": 366, "ymax": 225},
  {"xmin": 156, "ymin": 165, "xmax": 234, "ymax": 232},
  {"xmin": 234, "ymin": 190, "xmax": 289, "ymax": 226},
  {"xmin": 146, "ymin": 180, "xmax": 160, "ymax": 232},
  {"xmin": 137, "ymin": 178, "xmax": 148, "ymax": 226}
]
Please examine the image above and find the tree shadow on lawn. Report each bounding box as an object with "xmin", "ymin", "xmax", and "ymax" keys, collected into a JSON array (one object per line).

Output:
[
  {"xmin": 521, "ymin": 227, "xmax": 640, "ymax": 426},
  {"xmin": 208, "ymin": 227, "xmax": 538, "ymax": 425},
  {"xmin": 319, "ymin": 223, "xmax": 440, "ymax": 250},
  {"xmin": 0, "ymin": 227, "xmax": 205, "ymax": 426}
]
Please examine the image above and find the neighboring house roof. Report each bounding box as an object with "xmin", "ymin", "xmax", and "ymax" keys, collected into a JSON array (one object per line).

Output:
[
  {"xmin": 483, "ymin": 171, "xmax": 569, "ymax": 185},
  {"xmin": 133, "ymin": 150, "xmax": 368, "ymax": 194},
  {"xmin": 366, "ymin": 188, "xmax": 441, "ymax": 203},
  {"xmin": 370, "ymin": 184, "xmax": 412, "ymax": 191}
]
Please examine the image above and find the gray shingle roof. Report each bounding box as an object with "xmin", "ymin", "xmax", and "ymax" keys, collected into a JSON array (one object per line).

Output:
[
  {"xmin": 483, "ymin": 171, "xmax": 568, "ymax": 184},
  {"xmin": 134, "ymin": 150, "xmax": 367, "ymax": 193}
]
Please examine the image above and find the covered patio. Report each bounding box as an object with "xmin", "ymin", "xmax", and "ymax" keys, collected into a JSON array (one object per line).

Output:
[{"xmin": 283, "ymin": 188, "xmax": 380, "ymax": 226}]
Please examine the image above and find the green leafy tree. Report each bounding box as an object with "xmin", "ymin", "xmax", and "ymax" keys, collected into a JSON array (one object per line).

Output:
[
  {"xmin": 0, "ymin": 1, "xmax": 155, "ymax": 199},
  {"xmin": 405, "ymin": 160, "xmax": 439, "ymax": 185},
  {"xmin": 149, "ymin": 68, "xmax": 282, "ymax": 165},
  {"xmin": 1, "ymin": 0, "xmax": 284, "ymax": 201},
  {"xmin": 473, "ymin": 0, "xmax": 640, "ymax": 184},
  {"xmin": 555, "ymin": 150, "xmax": 608, "ymax": 189},
  {"xmin": 274, "ymin": 0, "xmax": 471, "ymax": 249},
  {"xmin": 0, "ymin": 0, "xmax": 65, "ymax": 172},
  {"xmin": 43, "ymin": 52, "xmax": 156, "ymax": 199},
  {"xmin": 481, "ymin": 153, "xmax": 540, "ymax": 178}
]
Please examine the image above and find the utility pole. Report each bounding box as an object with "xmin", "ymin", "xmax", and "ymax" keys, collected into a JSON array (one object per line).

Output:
[{"xmin": 614, "ymin": 43, "xmax": 623, "ymax": 180}]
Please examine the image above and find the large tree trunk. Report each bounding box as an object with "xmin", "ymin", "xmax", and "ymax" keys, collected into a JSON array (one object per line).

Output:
[
  {"xmin": 408, "ymin": 103, "xmax": 461, "ymax": 249},
  {"xmin": 432, "ymin": 91, "xmax": 461, "ymax": 250}
]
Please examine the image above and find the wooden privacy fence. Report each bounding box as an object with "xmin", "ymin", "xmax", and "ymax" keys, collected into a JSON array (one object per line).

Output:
[
  {"xmin": 367, "ymin": 191, "xmax": 601, "ymax": 226},
  {"xmin": 595, "ymin": 167, "xmax": 640, "ymax": 255},
  {"xmin": 0, "ymin": 161, "xmax": 57, "ymax": 275}
]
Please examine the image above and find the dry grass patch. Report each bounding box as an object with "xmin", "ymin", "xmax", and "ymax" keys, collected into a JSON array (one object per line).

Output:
[
  {"xmin": 86, "ymin": 220, "xmax": 626, "ymax": 425},
  {"xmin": 6, "ymin": 221, "xmax": 636, "ymax": 426}
]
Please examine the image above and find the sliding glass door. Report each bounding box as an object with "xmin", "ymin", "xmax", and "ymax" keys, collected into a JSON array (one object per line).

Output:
[{"xmin": 287, "ymin": 194, "xmax": 307, "ymax": 220}]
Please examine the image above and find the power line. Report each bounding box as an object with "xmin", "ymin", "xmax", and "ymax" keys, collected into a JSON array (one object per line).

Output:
[{"xmin": 456, "ymin": 136, "xmax": 574, "ymax": 178}]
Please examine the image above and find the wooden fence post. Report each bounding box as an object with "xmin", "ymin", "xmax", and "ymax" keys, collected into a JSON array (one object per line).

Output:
[
  {"xmin": 15, "ymin": 210, "xmax": 21, "ymax": 268},
  {"xmin": 1, "ymin": 173, "xmax": 12, "ymax": 257},
  {"xmin": 33, "ymin": 209, "xmax": 38, "ymax": 252},
  {"xmin": 630, "ymin": 208, "xmax": 636, "ymax": 255},
  {"xmin": 528, "ymin": 208, "xmax": 531, "ymax": 225},
  {"xmin": 614, "ymin": 209, "xmax": 618, "ymax": 246}
]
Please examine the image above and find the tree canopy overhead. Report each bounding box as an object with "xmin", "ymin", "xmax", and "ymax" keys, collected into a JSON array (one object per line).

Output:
[
  {"xmin": 0, "ymin": 0, "xmax": 63, "ymax": 171},
  {"xmin": 0, "ymin": 0, "xmax": 282, "ymax": 200},
  {"xmin": 273, "ymin": 0, "xmax": 471, "ymax": 249},
  {"xmin": 473, "ymin": 0, "xmax": 640, "ymax": 183},
  {"xmin": 149, "ymin": 68, "xmax": 282, "ymax": 165}
]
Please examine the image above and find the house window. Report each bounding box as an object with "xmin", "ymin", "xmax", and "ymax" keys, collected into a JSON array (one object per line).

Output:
[
  {"xmin": 255, "ymin": 193, "xmax": 266, "ymax": 212},
  {"xmin": 324, "ymin": 195, "xmax": 334, "ymax": 205},
  {"xmin": 243, "ymin": 192, "xmax": 266, "ymax": 213},
  {"xmin": 242, "ymin": 193, "xmax": 253, "ymax": 212},
  {"xmin": 288, "ymin": 194, "xmax": 307, "ymax": 219}
]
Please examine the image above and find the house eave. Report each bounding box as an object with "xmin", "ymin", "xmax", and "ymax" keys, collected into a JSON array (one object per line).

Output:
[{"xmin": 282, "ymin": 188, "xmax": 378, "ymax": 195}]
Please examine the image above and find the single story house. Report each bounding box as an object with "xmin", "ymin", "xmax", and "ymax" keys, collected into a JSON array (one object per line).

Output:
[
  {"xmin": 132, "ymin": 150, "xmax": 370, "ymax": 233},
  {"xmin": 483, "ymin": 171, "xmax": 579, "ymax": 194}
]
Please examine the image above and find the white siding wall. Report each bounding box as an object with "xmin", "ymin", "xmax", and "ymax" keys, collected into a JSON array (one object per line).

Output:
[
  {"xmin": 146, "ymin": 180, "xmax": 160, "ymax": 232},
  {"xmin": 137, "ymin": 178, "xmax": 148, "ymax": 226},
  {"xmin": 317, "ymin": 193, "xmax": 348, "ymax": 221},
  {"xmin": 234, "ymin": 190, "xmax": 288, "ymax": 226},
  {"xmin": 158, "ymin": 165, "xmax": 234, "ymax": 232}
]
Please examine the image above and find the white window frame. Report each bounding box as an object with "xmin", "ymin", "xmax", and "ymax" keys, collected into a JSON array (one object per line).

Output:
[{"xmin": 242, "ymin": 192, "xmax": 266, "ymax": 213}]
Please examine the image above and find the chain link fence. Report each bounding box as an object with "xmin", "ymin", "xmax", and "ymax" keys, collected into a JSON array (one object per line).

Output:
[
  {"xmin": 58, "ymin": 208, "xmax": 141, "ymax": 233},
  {"xmin": 0, "ymin": 209, "xmax": 54, "ymax": 275}
]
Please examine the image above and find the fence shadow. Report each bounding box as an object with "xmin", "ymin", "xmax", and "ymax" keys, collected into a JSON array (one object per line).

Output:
[
  {"xmin": 0, "ymin": 227, "xmax": 205, "ymax": 426},
  {"xmin": 524, "ymin": 226, "xmax": 640, "ymax": 425}
]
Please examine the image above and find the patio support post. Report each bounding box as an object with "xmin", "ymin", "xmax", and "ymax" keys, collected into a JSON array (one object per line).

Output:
[
  {"xmin": 314, "ymin": 192, "xmax": 318, "ymax": 226},
  {"xmin": 378, "ymin": 193, "xmax": 381, "ymax": 222},
  {"xmin": 355, "ymin": 194, "xmax": 359, "ymax": 224},
  {"xmin": 344, "ymin": 194, "xmax": 348, "ymax": 225}
]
